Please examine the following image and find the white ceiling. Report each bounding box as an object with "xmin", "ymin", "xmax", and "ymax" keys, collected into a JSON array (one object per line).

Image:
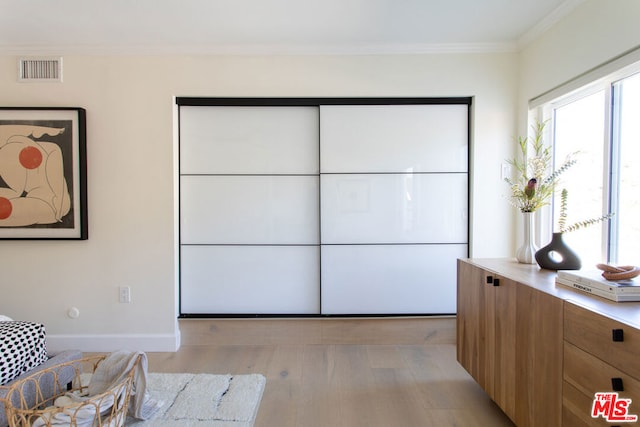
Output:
[{"xmin": 0, "ymin": 0, "xmax": 584, "ymax": 55}]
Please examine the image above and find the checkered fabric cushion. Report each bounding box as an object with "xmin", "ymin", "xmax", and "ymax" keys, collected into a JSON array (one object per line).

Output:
[{"xmin": 0, "ymin": 321, "xmax": 48, "ymax": 385}]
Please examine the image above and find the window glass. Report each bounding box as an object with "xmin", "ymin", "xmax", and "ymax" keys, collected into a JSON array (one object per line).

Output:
[
  {"xmin": 552, "ymin": 91, "xmax": 607, "ymax": 267},
  {"xmin": 548, "ymin": 67, "xmax": 640, "ymax": 266},
  {"xmin": 616, "ymin": 72, "xmax": 640, "ymax": 264}
]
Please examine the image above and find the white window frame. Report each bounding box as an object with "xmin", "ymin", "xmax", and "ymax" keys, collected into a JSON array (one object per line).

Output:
[{"xmin": 533, "ymin": 60, "xmax": 640, "ymax": 263}]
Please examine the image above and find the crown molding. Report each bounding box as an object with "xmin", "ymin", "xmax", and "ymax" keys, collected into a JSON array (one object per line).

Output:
[{"xmin": 518, "ymin": 0, "xmax": 586, "ymax": 48}]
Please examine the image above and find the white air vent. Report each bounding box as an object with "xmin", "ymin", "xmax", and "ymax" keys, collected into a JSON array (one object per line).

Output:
[{"xmin": 18, "ymin": 57, "xmax": 63, "ymax": 82}]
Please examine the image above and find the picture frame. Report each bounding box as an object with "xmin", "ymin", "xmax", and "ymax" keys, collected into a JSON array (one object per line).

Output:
[{"xmin": 0, "ymin": 107, "xmax": 87, "ymax": 239}]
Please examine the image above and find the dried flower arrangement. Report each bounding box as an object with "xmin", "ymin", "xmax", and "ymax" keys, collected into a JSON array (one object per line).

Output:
[{"xmin": 504, "ymin": 120, "xmax": 576, "ymax": 213}]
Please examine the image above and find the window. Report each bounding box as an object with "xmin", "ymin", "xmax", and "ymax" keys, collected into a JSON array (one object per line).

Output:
[
  {"xmin": 541, "ymin": 66, "xmax": 640, "ymax": 266},
  {"xmin": 613, "ymin": 72, "xmax": 640, "ymax": 264}
]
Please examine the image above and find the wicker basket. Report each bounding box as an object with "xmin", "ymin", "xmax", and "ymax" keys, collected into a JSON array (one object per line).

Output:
[{"xmin": 1, "ymin": 355, "xmax": 139, "ymax": 427}]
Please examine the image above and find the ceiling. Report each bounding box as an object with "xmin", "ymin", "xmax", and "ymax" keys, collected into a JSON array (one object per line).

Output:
[{"xmin": 0, "ymin": 0, "xmax": 584, "ymax": 55}]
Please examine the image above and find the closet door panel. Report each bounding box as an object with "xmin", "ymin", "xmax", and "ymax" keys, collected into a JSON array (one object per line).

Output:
[
  {"xmin": 181, "ymin": 245, "xmax": 320, "ymax": 314},
  {"xmin": 180, "ymin": 106, "xmax": 319, "ymax": 174},
  {"xmin": 321, "ymin": 173, "xmax": 467, "ymax": 244},
  {"xmin": 320, "ymin": 244, "xmax": 466, "ymax": 314},
  {"xmin": 320, "ymin": 104, "xmax": 468, "ymax": 173},
  {"xmin": 181, "ymin": 175, "xmax": 319, "ymax": 244}
]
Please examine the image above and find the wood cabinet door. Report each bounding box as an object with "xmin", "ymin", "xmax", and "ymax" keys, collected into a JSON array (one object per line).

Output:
[
  {"xmin": 456, "ymin": 260, "xmax": 482, "ymax": 382},
  {"xmin": 457, "ymin": 260, "xmax": 493, "ymax": 392},
  {"xmin": 492, "ymin": 274, "xmax": 517, "ymax": 422},
  {"xmin": 457, "ymin": 261, "xmax": 499, "ymax": 399},
  {"xmin": 515, "ymin": 284, "xmax": 563, "ymax": 427}
]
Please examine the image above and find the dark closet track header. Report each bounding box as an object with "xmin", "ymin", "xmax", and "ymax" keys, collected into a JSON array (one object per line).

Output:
[{"xmin": 176, "ymin": 97, "xmax": 473, "ymax": 107}]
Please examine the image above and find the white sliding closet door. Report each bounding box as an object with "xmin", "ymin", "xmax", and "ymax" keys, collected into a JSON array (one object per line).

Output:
[
  {"xmin": 179, "ymin": 106, "xmax": 320, "ymax": 314},
  {"xmin": 320, "ymin": 105, "xmax": 468, "ymax": 314},
  {"xmin": 178, "ymin": 99, "xmax": 469, "ymax": 316}
]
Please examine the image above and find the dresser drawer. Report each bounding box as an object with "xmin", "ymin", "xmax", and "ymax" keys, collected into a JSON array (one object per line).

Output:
[
  {"xmin": 564, "ymin": 301, "xmax": 640, "ymax": 379},
  {"xmin": 564, "ymin": 341, "xmax": 640, "ymax": 400},
  {"xmin": 564, "ymin": 342, "xmax": 640, "ymax": 426},
  {"xmin": 563, "ymin": 381, "xmax": 616, "ymax": 427}
]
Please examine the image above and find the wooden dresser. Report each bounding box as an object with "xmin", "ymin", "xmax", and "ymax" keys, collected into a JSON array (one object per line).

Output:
[{"xmin": 457, "ymin": 258, "xmax": 640, "ymax": 427}]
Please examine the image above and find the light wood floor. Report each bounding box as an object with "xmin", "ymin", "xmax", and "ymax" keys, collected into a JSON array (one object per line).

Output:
[{"xmin": 143, "ymin": 317, "xmax": 514, "ymax": 427}]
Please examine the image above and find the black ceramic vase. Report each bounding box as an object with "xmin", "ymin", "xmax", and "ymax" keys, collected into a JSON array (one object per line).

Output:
[{"xmin": 535, "ymin": 232, "xmax": 581, "ymax": 271}]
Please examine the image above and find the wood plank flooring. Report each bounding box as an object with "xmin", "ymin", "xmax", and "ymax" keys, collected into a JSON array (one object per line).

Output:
[{"xmin": 142, "ymin": 317, "xmax": 514, "ymax": 427}]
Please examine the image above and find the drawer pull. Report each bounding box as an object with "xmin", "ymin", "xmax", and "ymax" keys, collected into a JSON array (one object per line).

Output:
[
  {"xmin": 486, "ymin": 276, "xmax": 493, "ymax": 284},
  {"xmin": 493, "ymin": 278, "xmax": 500, "ymax": 287},
  {"xmin": 611, "ymin": 377, "xmax": 624, "ymax": 391},
  {"xmin": 612, "ymin": 328, "xmax": 624, "ymax": 342}
]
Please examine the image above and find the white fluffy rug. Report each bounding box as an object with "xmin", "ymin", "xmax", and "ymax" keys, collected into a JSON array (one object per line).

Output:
[{"xmin": 127, "ymin": 373, "xmax": 266, "ymax": 426}]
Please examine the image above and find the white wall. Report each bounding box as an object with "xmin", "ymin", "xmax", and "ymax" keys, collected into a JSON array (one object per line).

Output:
[
  {"xmin": 0, "ymin": 52, "xmax": 517, "ymax": 350},
  {"xmin": 520, "ymin": 0, "xmax": 640, "ymax": 111}
]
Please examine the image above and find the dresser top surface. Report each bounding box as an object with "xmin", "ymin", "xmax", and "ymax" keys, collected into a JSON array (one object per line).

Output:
[{"xmin": 462, "ymin": 258, "xmax": 640, "ymax": 330}]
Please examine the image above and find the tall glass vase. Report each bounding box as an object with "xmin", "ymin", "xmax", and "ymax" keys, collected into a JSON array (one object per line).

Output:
[{"xmin": 516, "ymin": 212, "xmax": 538, "ymax": 264}]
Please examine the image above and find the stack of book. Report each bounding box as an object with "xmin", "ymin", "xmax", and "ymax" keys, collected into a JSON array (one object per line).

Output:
[{"xmin": 556, "ymin": 270, "xmax": 640, "ymax": 302}]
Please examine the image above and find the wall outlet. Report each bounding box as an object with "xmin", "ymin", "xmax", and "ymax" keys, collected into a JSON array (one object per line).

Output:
[{"xmin": 119, "ymin": 286, "xmax": 131, "ymax": 303}]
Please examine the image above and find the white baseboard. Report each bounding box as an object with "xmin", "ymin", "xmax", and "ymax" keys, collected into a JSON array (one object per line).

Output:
[{"xmin": 46, "ymin": 331, "xmax": 181, "ymax": 353}]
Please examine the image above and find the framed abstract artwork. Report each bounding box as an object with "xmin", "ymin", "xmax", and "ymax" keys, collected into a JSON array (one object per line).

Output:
[{"xmin": 0, "ymin": 107, "xmax": 87, "ymax": 239}]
